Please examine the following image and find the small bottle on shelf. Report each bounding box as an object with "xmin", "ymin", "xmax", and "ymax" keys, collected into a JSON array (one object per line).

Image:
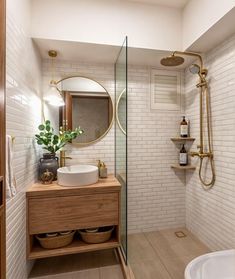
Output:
[
  {"xmin": 180, "ymin": 116, "xmax": 188, "ymax": 138},
  {"xmin": 179, "ymin": 144, "xmax": 188, "ymax": 166}
]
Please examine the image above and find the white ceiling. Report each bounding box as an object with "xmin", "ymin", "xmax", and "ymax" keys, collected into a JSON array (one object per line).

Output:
[
  {"xmin": 34, "ymin": 38, "xmax": 120, "ymax": 64},
  {"xmin": 127, "ymin": 0, "xmax": 189, "ymax": 8},
  {"xmin": 34, "ymin": 39, "xmax": 119, "ymax": 64},
  {"xmin": 34, "ymin": 38, "xmax": 194, "ymax": 69}
]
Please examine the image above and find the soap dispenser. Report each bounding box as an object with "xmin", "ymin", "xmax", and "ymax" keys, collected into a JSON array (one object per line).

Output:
[{"xmin": 98, "ymin": 160, "xmax": 108, "ymax": 178}]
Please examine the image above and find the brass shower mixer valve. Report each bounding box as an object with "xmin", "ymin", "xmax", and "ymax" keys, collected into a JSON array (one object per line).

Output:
[
  {"xmin": 190, "ymin": 151, "xmax": 213, "ymax": 159},
  {"xmin": 196, "ymin": 81, "xmax": 208, "ymax": 88}
]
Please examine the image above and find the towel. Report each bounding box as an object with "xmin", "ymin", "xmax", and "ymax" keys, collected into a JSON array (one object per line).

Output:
[{"xmin": 6, "ymin": 135, "xmax": 16, "ymax": 199}]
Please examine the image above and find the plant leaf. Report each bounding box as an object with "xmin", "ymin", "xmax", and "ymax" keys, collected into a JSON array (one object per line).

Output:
[{"xmin": 38, "ymin": 124, "xmax": 45, "ymax": 131}]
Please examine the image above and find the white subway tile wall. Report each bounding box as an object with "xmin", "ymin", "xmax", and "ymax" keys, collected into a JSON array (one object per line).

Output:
[
  {"xmin": 6, "ymin": 10, "xmax": 42, "ymax": 279},
  {"xmin": 185, "ymin": 35, "xmax": 235, "ymax": 250},
  {"xmin": 42, "ymin": 59, "xmax": 115, "ymax": 173},
  {"xmin": 128, "ymin": 66, "xmax": 186, "ymax": 233}
]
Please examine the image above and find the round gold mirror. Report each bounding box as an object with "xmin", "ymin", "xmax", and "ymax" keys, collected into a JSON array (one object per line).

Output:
[
  {"xmin": 57, "ymin": 76, "xmax": 114, "ymax": 146},
  {"xmin": 116, "ymin": 88, "xmax": 126, "ymax": 135}
]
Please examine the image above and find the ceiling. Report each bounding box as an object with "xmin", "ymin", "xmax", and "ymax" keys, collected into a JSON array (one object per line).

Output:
[
  {"xmin": 127, "ymin": 0, "xmax": 189, "ymax": 8},
  {"xmin": 34, "ymin": 38, "xmax": 194, "ymax": 69}
]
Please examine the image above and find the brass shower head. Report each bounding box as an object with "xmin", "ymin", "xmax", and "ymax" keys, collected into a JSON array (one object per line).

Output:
[
  {"xmin": 161, "ymin": 51, "xmax": 205, "ymax": 70},
  {"xmin": 160, "ymin": 54, "xmax": 185, "ymax": 67}
]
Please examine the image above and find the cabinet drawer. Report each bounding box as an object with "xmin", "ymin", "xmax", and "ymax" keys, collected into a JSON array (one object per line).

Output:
[{"xmin": 28, "ymin": 193, "xmax": 119, "ymax": 234}]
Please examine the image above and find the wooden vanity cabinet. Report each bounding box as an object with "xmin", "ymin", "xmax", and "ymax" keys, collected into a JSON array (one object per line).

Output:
[{"xmin": 26, "ymin": 175, "xmax": 121, "ymax": 260}]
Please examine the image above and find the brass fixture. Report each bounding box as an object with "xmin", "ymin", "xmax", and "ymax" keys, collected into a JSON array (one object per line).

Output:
[
  {"xmin": 60, "ymin": 150, "xmax": 72, "ymax": 167},
  {"xmin": 161, "ymin": 51, "xmax": 215, "ymax": 188},
  {"xmin": 44, "ymin": 50, "xmax": 65, "ymax": 107},
  {"xmin": 48, "ymin": 50, "xmax": 57, "ymax": 58},
  {"xmin": 190, "ymin": 151, "xmax": 213, "ymax": 159},
  {"xmin": 48, "ymin": 50, "xmax": 58, "ymax": 83},
  {"xmin": 160, "ymin": 55, "xmax": 184, "ymax": 66}
]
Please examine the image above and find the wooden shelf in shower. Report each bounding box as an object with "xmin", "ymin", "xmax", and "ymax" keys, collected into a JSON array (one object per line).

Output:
[
  {"xmin": 171, "ymin": 165, "xmax": 196, "ymax": 170},
  {"xmin": 171, "ymin": 137, "xmax": 195, "ymax": 142}
]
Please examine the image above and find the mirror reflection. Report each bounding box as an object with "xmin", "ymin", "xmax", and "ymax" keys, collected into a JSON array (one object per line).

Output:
[
  {"xmin": 116, "ymin": 89, "xmax": 126, "ymax": 135},
  {"xmin": 56, "ymin": 76, "xmax": 113, "ymax": 145}
]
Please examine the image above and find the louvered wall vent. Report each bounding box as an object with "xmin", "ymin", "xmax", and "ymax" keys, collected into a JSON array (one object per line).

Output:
[{"xmin": 151, "ymin": 69, "xmax": 181, "ymax": 110}]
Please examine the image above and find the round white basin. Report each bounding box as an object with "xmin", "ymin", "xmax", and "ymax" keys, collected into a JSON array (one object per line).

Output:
[{"xmin": 57, "ymin": 165, "xmax": 99, "ymax": 187}]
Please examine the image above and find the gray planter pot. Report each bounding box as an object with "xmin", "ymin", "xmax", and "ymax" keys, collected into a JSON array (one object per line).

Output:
[{"xmin": 38, "ymin": 153, "xmax": 59, "ymax": 181}]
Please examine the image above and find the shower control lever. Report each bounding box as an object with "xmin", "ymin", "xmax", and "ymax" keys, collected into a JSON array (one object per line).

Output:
[
  {"xmin": 189, "ymin": 151, "xmax": 200, "ymax": 157},
  {"xmin": 189, "ymin": 151, "xmax": 213, "ymax": 159}
]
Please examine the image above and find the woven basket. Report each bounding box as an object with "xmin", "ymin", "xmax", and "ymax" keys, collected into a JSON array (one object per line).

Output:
[
  {"xmin": 79, "ymin": 226, "xmax": 114, "ymax": 244},
  {"xmin": 36, "ymin": 231, "xmax": 75, "ymax": 249}
]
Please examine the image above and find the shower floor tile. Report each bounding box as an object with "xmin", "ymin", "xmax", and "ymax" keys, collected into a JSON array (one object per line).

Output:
[{"xmin": 129, "ymin": 227, "xmax": 210, "ymax": 279}]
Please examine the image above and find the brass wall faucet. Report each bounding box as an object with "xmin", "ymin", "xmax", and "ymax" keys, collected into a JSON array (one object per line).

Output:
[{"xmin": 60, "ymin": 150, "xmax": 72, "ymax": 167}]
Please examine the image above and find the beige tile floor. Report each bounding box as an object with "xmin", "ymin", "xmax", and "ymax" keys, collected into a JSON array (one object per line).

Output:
[
  {"xmin": 129, "ymin": 227, "xmax": 210, "ymax": 279},
  {"xmin": 29, "ymin": 228, "xmax": 209, "ymax": 279},
  {"xmin": 29, "ymin": 249, "xmax": 124, "ymax": 279}
]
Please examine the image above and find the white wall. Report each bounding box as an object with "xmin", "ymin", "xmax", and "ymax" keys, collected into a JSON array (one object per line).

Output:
[
  {"xmin": 6, "ymin": 0, "xmax": 42, "ymax": 278},
  {"xmin": 31, "ymin": 0, "xmax": 235, "ymax": 56},
  {"xmin": 185, "ymin": 34, "xmax": 235, "ymax": 250},
  {"xmin": 31, "ymin": 0, "xmax": 182, "ymax": 51},
  {"xmin": 183, "ymin": 0, "xmax": 235, "ymax": 50},
  {"xmin": 7, "ymin": 0, "xmax": 31, "ymax": 34}
]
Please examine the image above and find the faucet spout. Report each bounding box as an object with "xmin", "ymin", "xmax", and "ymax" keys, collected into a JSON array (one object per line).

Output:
[{"xmin": 60, "ymin": 150, "xmax": 72, "ymax": 167}]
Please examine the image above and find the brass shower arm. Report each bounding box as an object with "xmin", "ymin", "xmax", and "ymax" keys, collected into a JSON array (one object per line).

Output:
[{"xmin": 172, "ymin": 51, "xmax": 204, "ymax": 70}]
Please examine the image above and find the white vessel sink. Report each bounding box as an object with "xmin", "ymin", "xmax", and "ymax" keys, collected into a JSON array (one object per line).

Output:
[{"xmin": 57, "ymin": 165, "xmax": 99, "ymax": 187}]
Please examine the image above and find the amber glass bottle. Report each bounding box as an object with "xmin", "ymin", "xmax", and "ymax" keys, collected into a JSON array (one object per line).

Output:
[
  {"xmin": 180, "ymin": 116, "xmax": 188, "ymax": 138},
  {"xmin": 179, "ymin": 144, "xmax": 188, "ymax": 166}
]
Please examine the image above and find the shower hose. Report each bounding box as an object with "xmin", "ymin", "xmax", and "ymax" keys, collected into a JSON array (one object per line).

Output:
[{"xmin": 198, "ymin": 81, "xmax": 216, "ymax": 189}]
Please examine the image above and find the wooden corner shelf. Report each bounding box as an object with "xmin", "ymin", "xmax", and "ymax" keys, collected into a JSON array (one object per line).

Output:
[
  {"xmin": 171, "ymin": 165, "xmax": 196, "ymax": 170},
  {"xmin": 28, "ymin": 235, "xmax": 119, "ymax": 260},
  {"xmin": 171, "ymin": 137, "xmax": 195, "ymax": 142}
]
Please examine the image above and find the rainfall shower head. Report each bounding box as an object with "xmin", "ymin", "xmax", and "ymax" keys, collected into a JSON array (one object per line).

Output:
[
  {"xmin": 189, "ymin": 64, "xmax": 201, "ymax": 74},
  {"xmin": 160, "ymin": 54, "xmax": 185, "ymax": 67}
]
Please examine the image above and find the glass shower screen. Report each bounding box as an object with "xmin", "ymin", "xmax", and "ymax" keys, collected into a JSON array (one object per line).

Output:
[{"xmin": 115, "ymin": 37, "xmax": 128, "ymax": 262}]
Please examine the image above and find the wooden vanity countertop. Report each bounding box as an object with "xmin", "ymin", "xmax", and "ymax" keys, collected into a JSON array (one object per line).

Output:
[{"xmin": 26, "ymin": 175, "xmax": 121, "ymax": 198}]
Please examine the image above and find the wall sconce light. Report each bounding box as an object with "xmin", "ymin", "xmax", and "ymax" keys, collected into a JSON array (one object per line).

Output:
[{"xmin": 44, "ymin": 50, "xmax": 65, "ymax": 107}]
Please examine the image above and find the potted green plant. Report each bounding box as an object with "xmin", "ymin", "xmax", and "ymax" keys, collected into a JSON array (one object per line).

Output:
[{"xmin": 35, "ymin": 120, "xmax": 83, "ymax": 181}]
